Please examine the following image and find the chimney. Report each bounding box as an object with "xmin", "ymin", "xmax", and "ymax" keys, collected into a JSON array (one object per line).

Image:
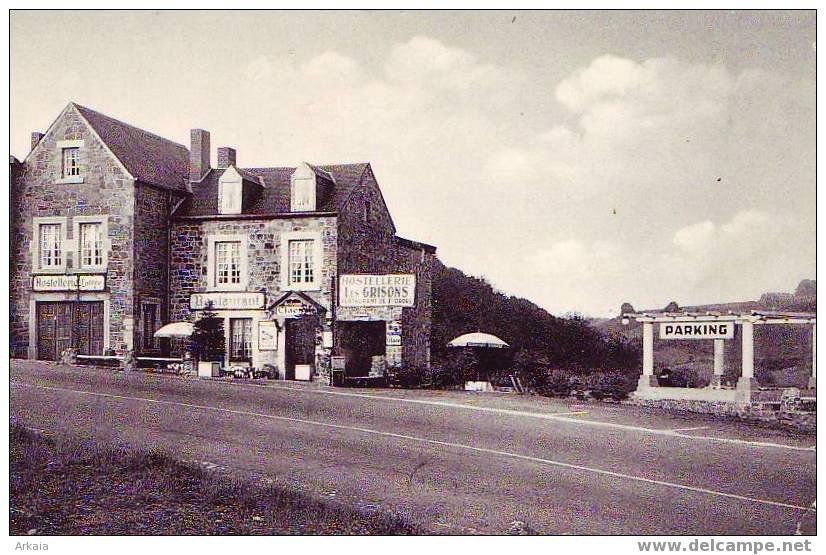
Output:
[
  {"xmin": 217, "ymin": 147, "xmax": 237, "ymax": 169},
  {"xmin": 31, "ymin": 132, "xmax": 44, "ymax": 151},
  {"xmin": 190, "ymin": 129, "xmax": 211, "ymax": 181}
]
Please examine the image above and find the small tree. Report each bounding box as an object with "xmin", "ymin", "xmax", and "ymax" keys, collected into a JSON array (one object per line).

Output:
[{"xmin": 190, "ymin": 301, "xmax": 225, "ymax": 362}]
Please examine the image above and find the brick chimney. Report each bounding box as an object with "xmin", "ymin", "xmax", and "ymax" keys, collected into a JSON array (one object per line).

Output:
[
  {"xmin": 190, "ymin": 129, "xmax": 211, "ymax": 181},
  {"xmin": 217, "ymin": 147, "xmax": 237, "ymax": 169},
  {"xmin": 31, "ymin": 132, "xmax": 44, "ymax": 151}
]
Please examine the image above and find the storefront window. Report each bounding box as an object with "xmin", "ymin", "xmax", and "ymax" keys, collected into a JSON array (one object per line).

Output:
[
  {"xmin": 229, "ymin": 318, "xmax": 253, "ymax": 362},
  {"xmin": 288, "ymin": 239, "xmax": 315, "ymax": 285},
  {"xmin": 79, "ymin": 222, "xmax": 103, "ymax": 268},
  {"xmin": 39, "ymin": 223, "xmax": 62, "ymax": 268},
  {"xmin": 215, "ymin": 241, "xmax": 242, "ymax": 286}
]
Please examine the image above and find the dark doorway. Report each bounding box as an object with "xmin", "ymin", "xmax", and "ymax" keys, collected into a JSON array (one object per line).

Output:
[
  {"xmin": 37, "ymin": 301, "xmax": 104, "ymax": 360},
  {"xmin": 285, "ymin": 315, "xmax": 316, "ymax": 380},
  {"xmin": 338, "ymin": 321, "xmax": 386, "ymax": 377}
]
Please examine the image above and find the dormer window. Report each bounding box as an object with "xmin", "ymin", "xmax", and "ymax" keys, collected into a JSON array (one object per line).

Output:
[
  {"xmin": 291, "ymin": 178, "xmax": 315, "ymax": 211},
  {"xmin": 218, "ymin": 167, "xmax": 243, "ymax": 214}
]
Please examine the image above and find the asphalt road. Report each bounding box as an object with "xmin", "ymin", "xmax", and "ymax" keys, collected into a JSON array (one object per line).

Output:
[{"xmin": 10, "ymin": 361, "xmax": 817, "ymax": 535}]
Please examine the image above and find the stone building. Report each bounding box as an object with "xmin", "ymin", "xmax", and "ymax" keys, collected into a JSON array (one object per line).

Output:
[{"xmin": 10, "ymin": 103, "xmax": 436, "ymax": 383}]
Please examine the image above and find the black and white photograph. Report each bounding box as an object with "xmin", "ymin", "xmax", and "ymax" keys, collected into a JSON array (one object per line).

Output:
[{"xmin": 6, "ymin": 7, "xmax": 818, "ymax": 547}]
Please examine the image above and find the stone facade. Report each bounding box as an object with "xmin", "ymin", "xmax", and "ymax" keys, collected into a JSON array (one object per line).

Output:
[
  {"xmin": 169, "ymin": 215, "xmax": 337, "ymax": 374},
  {"xmin": 10, "ymin": 105, "xmax": 137, "ymax": 357},
  {"xmin": 11, "ymin": 103, "xmax": 436, "ymax": 386}
]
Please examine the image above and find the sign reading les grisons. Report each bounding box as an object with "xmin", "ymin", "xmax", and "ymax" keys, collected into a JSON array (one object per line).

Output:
[{"xmin": 339, "ymin": 274, "xmax": 415, "ymax": 307}]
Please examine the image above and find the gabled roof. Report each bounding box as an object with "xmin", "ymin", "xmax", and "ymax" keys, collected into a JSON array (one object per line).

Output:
[
  {"xmin": 72, "ymin": 103, "xmax": 191, "ymax": 193},
  {"xmin": 174, "ymin": 162, "xmax": 370, "ymax": 218}
]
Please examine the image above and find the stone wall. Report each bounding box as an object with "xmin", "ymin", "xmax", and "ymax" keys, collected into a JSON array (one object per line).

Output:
[
  {"xmin": 169, "ymin": 215, "xmax": 338, "ymax": 376},
  {"xmin": 10, "ymin": 105, "xmax": 136, "ymax": 357},
  {"xmin": 335, "ymin": 165, "xmax": 435, "ymax": 380},
  {"xmin": 134, "ymin": 183, "xmax": 181, "ymax": 352}
]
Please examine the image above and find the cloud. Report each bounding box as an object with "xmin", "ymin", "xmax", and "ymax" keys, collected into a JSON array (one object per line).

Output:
[{"xmin": 521, "ymin": 210, "xmax": 813, "ymax": 316}]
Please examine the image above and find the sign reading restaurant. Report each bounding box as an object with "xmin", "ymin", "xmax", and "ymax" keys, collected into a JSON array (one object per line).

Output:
[
  {"xmin": 659, "ymin": 322, "xmax": 734, "ymax": 340},
  {"xmin": 190, "ymin": 292, "xmax": 266, "ymax": 310},
  {"xmin": 339, "ymin": 274, "xmax": 415, "ymax": 307},
  {"xmin": 32, "ymin": 274, "xmax": 106, "ymax": 292}
]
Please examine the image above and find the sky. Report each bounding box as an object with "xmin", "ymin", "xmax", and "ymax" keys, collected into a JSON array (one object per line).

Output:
[{"xmin": 10, "ymin": 10, "xmax": 816, "ymax": 317}]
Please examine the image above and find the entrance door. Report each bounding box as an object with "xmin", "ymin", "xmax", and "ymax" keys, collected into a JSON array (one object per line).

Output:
[
  {"xmin": 338, "ymin": 321, "xmax": 386, "ymax": 377},
  {"xmin": 285, "ymin": 316, "xmax": 316, "ymax": 380},
  {"xmin": 36, "ymin": 301, "xmax": 104, "ymax": 360}
]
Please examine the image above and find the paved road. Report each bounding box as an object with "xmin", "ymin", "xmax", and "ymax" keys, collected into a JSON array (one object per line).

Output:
[{"xmin": 10, "ymin": 361, "xmax": 817, "ymax": 535}]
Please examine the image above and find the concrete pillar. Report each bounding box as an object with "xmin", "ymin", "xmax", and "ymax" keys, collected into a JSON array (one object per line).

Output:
[
  {"xmin": 710, "ymin": 339, "xmax": 725, "ymax": 388},
  {"xmin": 736, "ymin": 320, "xmax": 757, "ymax": 403},
  {"xmin": 808, "ymin": 323, "xmax": 816, "ymax": 389},
  {"xmin": 637, "ymin": 321, "xmax": 657, "ymax": 388}
]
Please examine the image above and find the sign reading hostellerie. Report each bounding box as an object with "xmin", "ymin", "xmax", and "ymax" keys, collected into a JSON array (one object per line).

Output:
[
  {"xmin": 659, "ymin": 322, "xmax": 734, "ymax": 340},
  {"xmin": 33, "ymin": 274, "xmax": 105, "ymax": 291},
  {"xmin": 190, "ymin": 292, "xmax": 265, "ymax": 310},
  {"xmin": 339, "ymin": 274, "xmax": 415, "ymax": 307}
]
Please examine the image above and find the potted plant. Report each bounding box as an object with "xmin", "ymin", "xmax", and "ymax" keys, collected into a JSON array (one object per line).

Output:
[{"xmin": 191, "ymin": 301, "xmax": 225, "ymax": 377}]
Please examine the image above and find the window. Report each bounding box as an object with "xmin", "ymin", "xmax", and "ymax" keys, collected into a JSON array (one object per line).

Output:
[
  {"xmin": 219, "ymin": 180, "xmax": 242, "ymax": 214},
  {"xmin": 215, "ymin": 241, "xmax": 242, "ymax": 286},
  {"xmin": 79, "ymin": 222, "xmax": 103, "ymax": 268},
  {"xmin": 291, "ymin": 178, "xmax": 314, "ymax": 211},
  {"xmin": 229, "ymin": 318, "xmax": 253, "ymax": 362},
  {"xmin": 39, "ymin": 223, "xmax": 63, "ymax": 269},
  {"xmin": 62, "ymin": 147, "xmax": 80, "ymax": 178},
  {"xmin": 288, "ymin": 239, "xmax": 315, "ymax": 286},
  {"xmin": 141, "ymin": 302, "xmax": 160, "ymax": 351}
]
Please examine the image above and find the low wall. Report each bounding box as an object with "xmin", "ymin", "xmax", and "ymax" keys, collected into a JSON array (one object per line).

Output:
[{"xmin": 627, "ymin": 391, "xmax": 816, "ymax": 434}]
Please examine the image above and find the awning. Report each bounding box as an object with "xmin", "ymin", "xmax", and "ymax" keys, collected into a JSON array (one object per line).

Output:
[
  {"xmin": 448, "ymin": 332, "xmax": 510, "ymax": 349},
  {"xmin": 154, "ymin": 322, "xmax": 194, "ymax": 338}
]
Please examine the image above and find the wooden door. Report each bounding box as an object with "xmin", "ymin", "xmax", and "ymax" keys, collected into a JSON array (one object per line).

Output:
[
  {"xmin": 37, "ymin": 301, "xmax": 104, "ymax": 360},
  {"xmin": 285, "ymin": 316, "xmax": 316, "ymax": 379}
]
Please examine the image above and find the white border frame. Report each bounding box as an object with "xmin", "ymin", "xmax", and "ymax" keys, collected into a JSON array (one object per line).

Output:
[
  {"xmin": 206, "ymin": 234, "xmax": 248, "ymax": 292},
  {"xmin": 280, "ymin": 230, "xmax": 323, "ymax": 291},
  {"xmin": 72, "ymin": 215, "xmax": 110, "ymax": 272},
  {"xmin": 31, "ymin": 216, "xmax": 68, "ymax": 274}
]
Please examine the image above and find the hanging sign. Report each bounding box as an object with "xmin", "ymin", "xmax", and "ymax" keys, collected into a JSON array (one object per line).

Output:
[
  {"xmin": 339, "ymin": 274, "xmax": 415, "ymax": 307},
  {"xmin": 660, "ymin": 322, "xmax": 734, "ymax": 340}
]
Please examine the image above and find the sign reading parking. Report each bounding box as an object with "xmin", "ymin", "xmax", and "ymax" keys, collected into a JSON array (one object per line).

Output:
[{"xmin": 660, "ymin": 322, "xmax": 734, "ymax": 340}]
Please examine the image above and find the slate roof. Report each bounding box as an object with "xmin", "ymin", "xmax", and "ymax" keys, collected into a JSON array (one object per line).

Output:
[
  {"xmin": 175, "ymin": 163, "xmax": 370, "ymax": 218},
  {"xmin": 73, "ymin": 103, "xmax": 191, "ymax": 193}
]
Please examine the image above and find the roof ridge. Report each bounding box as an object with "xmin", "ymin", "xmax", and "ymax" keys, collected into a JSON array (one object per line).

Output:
[{"xmin": 71, "ymin": 102, "xmax": 189, "ymax": 152}]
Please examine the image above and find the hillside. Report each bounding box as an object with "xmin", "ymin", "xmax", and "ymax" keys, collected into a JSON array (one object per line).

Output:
[
  {"xmin": 430, "ymin": 260, "xmax": 637, "ymax": 385},
  {"xmin": 594, "ymin": 280, "xmax": 816, "ymax": 387}
]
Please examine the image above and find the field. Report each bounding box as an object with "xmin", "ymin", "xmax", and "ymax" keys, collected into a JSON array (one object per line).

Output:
[{"xmin": 9, "ymin": 424, "xmax": 418, "ymax": 535}]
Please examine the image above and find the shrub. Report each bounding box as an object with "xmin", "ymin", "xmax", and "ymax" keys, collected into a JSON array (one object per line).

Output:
[{"xmin": 190, "ymin": 301, "xmax": 225, "ymax": 363}]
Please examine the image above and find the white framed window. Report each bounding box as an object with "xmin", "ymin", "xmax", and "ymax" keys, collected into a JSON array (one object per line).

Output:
[
  {"xmin": 215, "ymin": 241, "xmax": 242, "ymax": 286},
  {"xmin": 79, "ymin": 222, "xmax": 103, "ymax": 268},
  {"xmin": 62, "ymin": 147, "xmax": 80, "ymax": 178},
  {"xmin": 32, "ymin": 217, "xmax": 67, "ymax": 272},
  {"xmin": 72, "ymin": 216, "xmax": 109, "ymax": 271},
  {"xmin": 281, "ymin": 231, "xmax": 322, "ymax": 291},
  {"xmin": 229, "ymin": 318, "xmax": 253, "ymax": 362},
  {"xmin": 207, "ymin": 234, "xmax": 247, "ymax": 291},
  {"xmin": 288, "ymin": 239, "xmax": 314, "ymax": 285},
  {"xmin": 56, "ymin": 140, "xmax": 84, "ymax": 183},
  {"xmin": 39, "ymin": 223, "xmax": 63, "ymax": 269},
  {"xmin": 291, "ymin": 178, "xmax": 315, "ymax": 211}
]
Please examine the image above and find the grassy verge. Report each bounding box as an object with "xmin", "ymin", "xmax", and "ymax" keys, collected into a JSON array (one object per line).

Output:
[{"xmin": 10, "ymin": 423, "xmax": 420, "ymax": 535}]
